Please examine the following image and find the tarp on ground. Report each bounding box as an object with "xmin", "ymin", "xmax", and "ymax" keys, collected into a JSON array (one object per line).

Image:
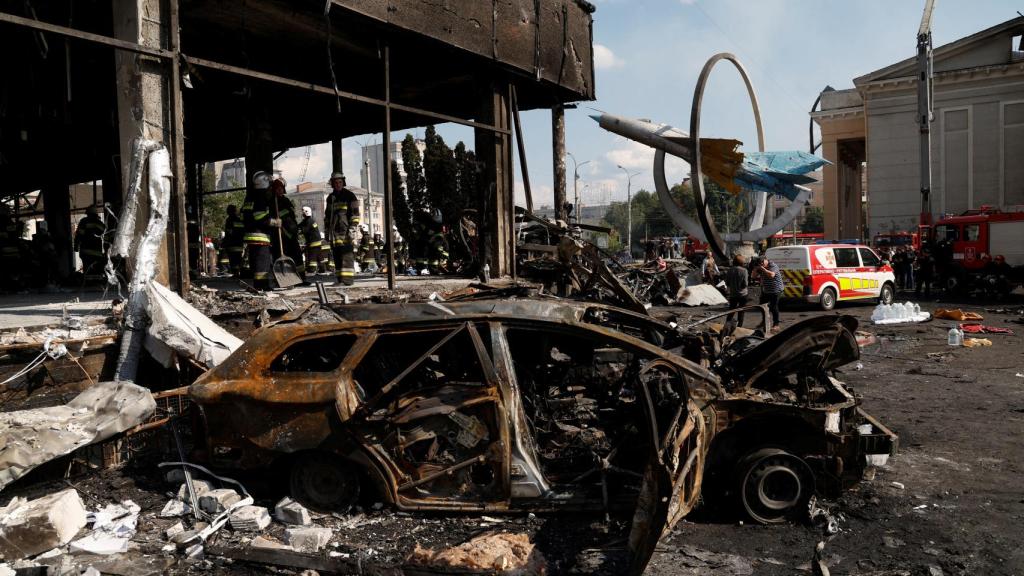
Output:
[{"xmin": 0, "ymin": 381, "xmax": 156, "ymax": 491}]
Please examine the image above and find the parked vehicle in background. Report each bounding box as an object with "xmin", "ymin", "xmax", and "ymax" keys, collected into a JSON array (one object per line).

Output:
[
  {"xmin": 872, "ymin": 231, "xmax": 920, "ymax": 251},
  {"xmin": 930, "ymin": 206, "xmax": 1024, "ymax": 295},
  {"xmin": 766, "ymin": 243, "xmax": 896, "ymax": 311}
]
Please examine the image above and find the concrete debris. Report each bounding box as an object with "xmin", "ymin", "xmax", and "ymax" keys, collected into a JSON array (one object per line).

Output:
[
  {"xmin": 144, "ymin": 280, "xmax": 243, "ymax": 369},
  {"xmin": 677, "ymin": 283, "xmax": 728, "ymax": 306},
  {"xmin": 285, "ymin": 526, "xmax": 333, "ymax": 553},
  {"xmin": 654, "ymin": 545, "xmax": 754, "ymax": 575},
  {"xmin": 69, "ymin": 500, "xmax": 141, "ymax": 556},
  {"xmin": 407, "ymin": 532, "xmax": 546, "ymax": 575},
  {"xmin": 198, "ymin": 489, "xmax": 242, "ymax": 515},
  {"xmin": 178, "ymin": 480, "xmax": 213, "ymax": 502},
  {"xmin": 229, "ymin": 505, "xmax": 272, "ymax": 532},
  {"xmin": 0, "ymin": 563, "xmax": 12, "ymax": 576},
  {"xmin": 184, "ymin": 543, "xmax": 205, "ymax": 559},
  {"xmin": 0, "ymin": 381, "xmax": 157, "ymax": 490},
  {"xmin": 165, "ymin": 522, "xmax": 185, "ymax": 539},
  {"xmin": 274, "ymin": 497, "xmax": 311, "ymax": 526},
  {"xmin": 251, "ymin": 535, "xmax": 293, "ymax": 551},
  {"xmin": 159, "ymin": 499, "xmax": 192, "ymax": 518},
  {"xmin": 0, "ymin": 488, "xmax": 88, "ymax": 560}
]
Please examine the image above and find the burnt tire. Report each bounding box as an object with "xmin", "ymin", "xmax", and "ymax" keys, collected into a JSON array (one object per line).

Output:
[
  {"xmin": 289, "ymin": 452, "xmax": 360, "ymax": 513},
  {"xmin": 736, "ymin": 448, "xmax": 814, "ymax": 524},
  {"xmin": 819, "ymin": 287, "xmax": 837, "ymax": 311},
  {"xmin": 879, "ymin": 282, "xmax": 895, "ymax": 305}
]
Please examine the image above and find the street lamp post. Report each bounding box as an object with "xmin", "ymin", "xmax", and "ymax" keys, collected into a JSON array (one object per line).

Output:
[
  {"xmin": 617, "ymin": 165, "xmax": 640, "ymax": 256},
  {"xmin": 566, "ymin": 152, "xmax": 590, "ymax": 225}
]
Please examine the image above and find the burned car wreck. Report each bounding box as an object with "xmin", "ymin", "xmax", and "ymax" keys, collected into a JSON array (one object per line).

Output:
[{"xmin": 189, "ymin": 303, "xmax": 896, "ymax": 573}]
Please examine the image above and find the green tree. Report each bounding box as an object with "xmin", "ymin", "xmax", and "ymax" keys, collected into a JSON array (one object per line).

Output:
[
  {"xmin": 802, "ymin": 206, "xmax": 824, "ymax": 233},
  {"xmin": 454, "ymin": 142, "xmax": 480, "ymax": 214},
  {"xmin": 201, "ymin": 164, "xmax": 244, "ymax": 245},
  {"xmin": 391, "ymin": 160, "xmax": 413, "ymax": 241},
  {"xmin": 401, "ymin": 134, "xmax": 428, "ymax": 215},
  {"xmin": 422, "ymin": 126, "xmax": 459, "ymax": 224}
]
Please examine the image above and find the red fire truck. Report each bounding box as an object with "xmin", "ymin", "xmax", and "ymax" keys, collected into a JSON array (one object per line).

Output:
[{"xmin": 930, "ymin": 206, "xmax": 1024, "ymax": 294}]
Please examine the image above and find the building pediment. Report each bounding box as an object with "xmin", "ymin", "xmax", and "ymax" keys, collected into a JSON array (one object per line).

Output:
[{"xmin": 854, "ymin": 16, "xmax": 1023, "ymax": 86}]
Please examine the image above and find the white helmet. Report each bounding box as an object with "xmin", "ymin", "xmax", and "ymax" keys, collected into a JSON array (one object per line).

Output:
[
  {"xmin": 302, "ymin": 206, "xmax": 312, "ymax": 217},
  {"xmin": 252, "ymin": 171, "xmax": 271, "ymax": 190}
]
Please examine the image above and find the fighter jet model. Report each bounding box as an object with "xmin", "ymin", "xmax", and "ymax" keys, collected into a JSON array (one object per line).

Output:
[{"xmin": 592, "ymin": 113, "xmax": 828, "ymax": 202}]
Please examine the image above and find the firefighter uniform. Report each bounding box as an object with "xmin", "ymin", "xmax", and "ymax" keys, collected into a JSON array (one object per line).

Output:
[
  {"xmin": 273, "ymin": 186, "xmax": 304, "ymax": 273},
  {"xmin": 359, "ymin": 228, "xmax": 377, "ymax": 272},
  {"xmin": 325, "ymin": 174, "xmax": 361, "ymax": 286},
  {"xmin": 298, "ymin": 210, "xmax": 326, "ymax": 275},
  {"xmin": 222, "ymin": 206, "xmax": 244, "ymax": 276},
  {"xmin": 242, "ymin": 172, "xmax": 274, "ymax": 290},
  {"xmin": 428, "ymin": 229, "xmax": 449, "ymax": 275},
  {"xmin": 74, "ymin": 208, "xmax": 107, "ymax": 279}
]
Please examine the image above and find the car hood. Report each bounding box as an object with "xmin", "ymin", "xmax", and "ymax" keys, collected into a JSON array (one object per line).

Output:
[{"xmin": 719, "ymin": 315, "xmax": 860, "ymax": 390}]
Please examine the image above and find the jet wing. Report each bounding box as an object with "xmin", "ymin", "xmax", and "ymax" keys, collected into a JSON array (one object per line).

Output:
[{"xmin": 744, "ymin": 151, "xmax": 830, "ymax": 182}]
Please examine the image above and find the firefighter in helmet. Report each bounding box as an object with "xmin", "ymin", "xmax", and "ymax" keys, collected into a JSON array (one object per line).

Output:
[
  {"xmin": 242, "ymin": 171, "xmax": 276, "ymax": 290},
  {"xmin": 324, "ymin": 172, "xmax": 360, "ymax": 285},
  {"xmin": 298, "ymin": 205, "xmax": 326, "ymax": 275}
]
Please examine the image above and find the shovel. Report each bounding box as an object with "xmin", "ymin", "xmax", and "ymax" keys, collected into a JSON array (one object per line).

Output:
[{"xmin": 271, "ymin": 196, "xmax": 303, "ymax": 288}]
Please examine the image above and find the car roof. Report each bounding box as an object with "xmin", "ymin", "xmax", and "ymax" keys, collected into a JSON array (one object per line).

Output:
[{"xmin": 207, "ymin": 310, "xmax": 716, "ymax": 383}]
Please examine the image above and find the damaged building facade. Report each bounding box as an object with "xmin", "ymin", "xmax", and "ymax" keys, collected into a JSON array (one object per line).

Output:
[{"xmin": 0, "ymin": 0, "xmax": 597, "ymax": 290}]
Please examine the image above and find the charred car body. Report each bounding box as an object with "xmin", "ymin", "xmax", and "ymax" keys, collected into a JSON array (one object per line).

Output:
[{"xmin": 189, "ymin": 302, "xmax": 895, "ymax": 573}]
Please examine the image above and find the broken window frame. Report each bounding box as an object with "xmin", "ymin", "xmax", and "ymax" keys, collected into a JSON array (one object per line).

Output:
[{"xmin": 334, "ymin": 322, "xmax": 512, "ymax": 509}]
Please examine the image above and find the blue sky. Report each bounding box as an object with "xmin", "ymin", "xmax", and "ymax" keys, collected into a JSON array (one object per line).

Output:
[{"xmin": 274, "ymin": 0, "xmax": 1023, "ymax": 208}]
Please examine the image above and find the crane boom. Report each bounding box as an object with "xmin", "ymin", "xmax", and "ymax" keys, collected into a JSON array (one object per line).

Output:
[{"xmin": 917, "ymin": 0, "xmax": 936, "ymax": 231}]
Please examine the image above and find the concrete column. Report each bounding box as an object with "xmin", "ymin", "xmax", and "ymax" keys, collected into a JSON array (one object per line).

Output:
[
  {"xmin": 43, "ymin": 184, "xmax": 73, "ymax": 280},
  {"xmin": 552, "ymin": 105, "xmax": 567, "ymax": 222},
  {"xmin": 475, "ymin": 81, "xmax": 514, "ymax": 276},
  {"xmin": 332, "ymin": 138, "xmax": 344, "ymax": 175},
  {"xmin": 112, "ymin": 0, "xmax": 174, "ymax": 286},
  {"xmin": 245, "ymin": 111, "xmax": 274, "ymax": 190}
]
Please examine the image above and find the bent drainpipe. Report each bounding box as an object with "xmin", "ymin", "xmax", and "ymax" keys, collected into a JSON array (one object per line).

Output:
[
  {"xmin": 107, "ymin": 139, "xmax": 163, "ymax": 286},
  {"xmin": 114, "ymin": 144, "xmax": 172, "ymax": 385}
]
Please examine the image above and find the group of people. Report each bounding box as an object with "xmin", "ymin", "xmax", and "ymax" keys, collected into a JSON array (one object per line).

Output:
[
  {"xmin": 220, "ymin": 171, "xmax": 453, "ymax": 290},
  {"xmin": 720, "ymin": 253, "xmax": 784, "ymax": 333},
  {"xmin": 880, "ymin": 245, "xmax": 936, "ymax": 297},
  {"xmin": 642, "ymin": 237, "xmax": 682, "ymax": 262}
]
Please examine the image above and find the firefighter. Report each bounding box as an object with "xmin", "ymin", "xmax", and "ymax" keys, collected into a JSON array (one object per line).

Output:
[
  {"xmin": 74, "ymin": 205, "xmax": 107, "ymax": 280},
  {"xmin": 222, "ymin": 204, "xmax": 244, "ymax": 276},
  {"xmin": 324, "ymin": 172, "xmax": 360, "ymax": 286},
  {"xmin": 31, "ymin": 221, "xmax": 59, "ymax": 290},
  {"xmin": 186, "ymin": 208, "xmax": 202, "ymax": 275},
  {"xmin": 359, "ymin": 225, "xmax": 378, "ymax": 273},
  {"xmin": 298, "ymin": 206, "xmax": 326, "ymax": 275},
  {"xmin": 427, "ymin": 211, "xmax": 449, "ymax": 275},
  {"xmin": 410, "ymin": 209, "xmax": 436, "ymax": 274},
  {"xmin": 242, "ymin": 171, "xmax": 276, "ymax": 290},
  {"xmin": 0, "ymin": 205, "xmax": 25, "ymax": 290},
  {"xmin": 272, "ymin": 178, "xmax": 303, "ymax": 274}
]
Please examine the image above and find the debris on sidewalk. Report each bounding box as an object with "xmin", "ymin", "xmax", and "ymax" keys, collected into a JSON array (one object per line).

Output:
[
  {"xmin": 229, "ymin": 505, "xmax": 272, "ymax": 532},
  {"xmin": 274, "ymin": 497, "xmax": 312, "ymax": 526},
  {"xmin": 145, "ymin": 280, "xmax": 244, "ymax": 369},
  {"xmin": 962, "ymin": 337, "xmax": 993, "ymax": 347},
  {"xmin": 406, "ymin": 532, "xmax": 546, "ymax": 575},
  {"xmin": 959, "ymin": 323, "xmax": 1013, "ymax": 335},
  {"xmin": 68, "ymin": 500, "xmax": 141, "ymax": 555},
  {"xmin": 933, "ymin": 309, "xmax": 983, "ymax": 321},
  {"xmin": 0, "ymin": 381, "xmax": 156, "ymax": 489},
  {"xmin": 0, "ymin": 488, "xmax": 88, "ymax": 559},
  {"xmin": 285, "ymin": 526, "xmax": 333, "ymax": 553}
]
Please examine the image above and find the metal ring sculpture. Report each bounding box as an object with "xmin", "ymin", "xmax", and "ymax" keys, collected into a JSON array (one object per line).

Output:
[
  {"xmin": 690, "ymin": 53, "xmax": 764, "ymax": 262},
  {"xmin": 654, "ymin": 53, "xmax": 811, "ymax": 263}
]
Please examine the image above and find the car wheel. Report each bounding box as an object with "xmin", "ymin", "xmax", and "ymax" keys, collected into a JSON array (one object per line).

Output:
[
  {"xmin": 289, "ymin": 452, "xmax": 360, "ymax": 513},
  {"xmin": 820, "ymin": 287, "xmax": 837, "ymax": 311},
  {"xmin": 879, "ymin": 282, "xmax": 895, "ymax": 305},
  {"xmin": 736, "ymin": 448, "xmax": 814, "ymax": 524}
]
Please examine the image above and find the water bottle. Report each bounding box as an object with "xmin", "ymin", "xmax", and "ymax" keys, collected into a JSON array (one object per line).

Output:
[
  {"xmin": 947, "ymin": 326, "xmax": 963, "ymax": 346},
  {"xmin": 482, "ymin": 263, "xmax": 491, "ymax": 283}
]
